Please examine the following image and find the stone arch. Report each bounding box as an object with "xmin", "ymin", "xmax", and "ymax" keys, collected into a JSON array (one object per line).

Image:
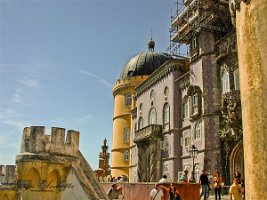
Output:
[
  {"xmin": 3, "ymin": 194, "xmax": 9, "ymax": 200},
  {"xmin": 17, "ymin": 168, "xmax": 22, "ymax": 180},
  {"xmin": 187, "ymin": 85, "xmax": 202, "ymax": 96},
  {"xmin": 230, "ymin": 140, "xmax": 244, "ymax": 181},
  {"xmin": 187, "ymin": 85, "xmax": 202, "ymax": 117},
  {"xmin": 47, "ymin": 169, "xmax": 59, "ymax": 190},
  {"xmin": 25, "ymin": 167, "xmax": 41, "ymax": 188}
]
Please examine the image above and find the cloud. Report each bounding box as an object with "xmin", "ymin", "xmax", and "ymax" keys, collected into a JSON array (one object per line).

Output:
[
  {"xmin": 13, "ymin": 91, "xmax": 23, "ymax": 104},
  {"xmin": 19, "ymin": 76, "xmax": 40, "ymax": 88},
  {"xmin": 0, "ymin": 109, "xmax": 29, "ymax": 130},
  {"xmin": 79, "ymin": 70, "xmax": 112, "ymax": 88}
]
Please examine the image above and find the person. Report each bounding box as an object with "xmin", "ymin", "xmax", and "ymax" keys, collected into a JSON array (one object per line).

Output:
[
  {"xmin": 179, "ymin": 170, "xmax": 189, "ymax": 182},
  {"xmin": 169, "ymin": 183, "xmax": 176, "ymax": 200},
  {"xmin": 230, "ymin": 178, "xmax": 243, "ymax": 200},
  {"xmin": 107, "ymin": 183, "xmax": 119, "ymax": 199},
  {"xmin": 117, "ymin": 186, "xmax": 124, "ymax": 199},
  {"xmin": 150, "ymin": 183, "xmax": 164, "ymax": 200},
  {"xmin": 234, "ymin": 171, "xmax": 245, "ymax": 199},
  {"xmin": 175, "ymin": 187, "xmax": 182, "ymax": 200},
  {"xmin": 213, "ymin": 170, "xmax": 222, "ymax": 200},
  {"xmin": 159, "ymin": 174, "xmax": 168, "ymax": 183},
  {"xmin": 199, "ymin": 169, "xmax": 209, "ymax": 200},
  {"xmin": 117, "ymin": 176, "xmax": 123, "ymax": 182}
]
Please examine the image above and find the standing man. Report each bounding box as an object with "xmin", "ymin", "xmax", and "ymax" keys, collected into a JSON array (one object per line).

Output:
[
  {"xmin": 150, "ymin": 183, "xmax": 164, "ymax": 200},
  {"xmin": 229, "ymin": 178, "xmax": 243, "ymax": 200},
  {"xmin": 199, "ymin": 169, "xmax": 209, "ymax": 200}
]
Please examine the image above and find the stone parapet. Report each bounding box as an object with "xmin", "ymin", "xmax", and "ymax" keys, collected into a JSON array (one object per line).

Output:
[
  {"xmin": 19, "ymin": 126, "xmax": 79, "ymax": 157},
  {"xmin": 0, "ymin": 165, "xmax": 16, "ymax": 184}
]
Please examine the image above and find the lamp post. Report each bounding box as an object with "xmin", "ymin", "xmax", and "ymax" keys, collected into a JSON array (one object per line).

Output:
[{"xmin": 189, "ymin": 145, "xmax": 198, "ymax": 182}]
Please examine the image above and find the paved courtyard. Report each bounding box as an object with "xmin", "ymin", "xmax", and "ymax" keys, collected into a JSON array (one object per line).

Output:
[{"xmin": 207, "ymin": 194, "xmax": 230, "ymax": 200}]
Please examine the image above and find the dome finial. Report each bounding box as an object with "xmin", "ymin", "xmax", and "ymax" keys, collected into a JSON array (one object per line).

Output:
[{"xmin": 148, "ymin": 28, "xmax": 155, "ymax": 52}]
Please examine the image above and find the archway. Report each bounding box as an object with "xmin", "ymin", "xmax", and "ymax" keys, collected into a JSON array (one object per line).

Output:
[
  {"xmin": 3, "ymin": 194, "xmax": 9, "ymax": 200},
  {"xmin": 230, "ymin": 140, "xmax": 244, "ymax": 181}
]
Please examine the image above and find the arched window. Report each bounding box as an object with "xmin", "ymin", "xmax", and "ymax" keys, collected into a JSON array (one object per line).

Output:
[
  {"xmin": 138, "ymin": 117, "xmax": 143, "ymax": 129},
  {"xmin": 125, "ymin": 93, "xmax": 132, "ymax": 106},
  {"xmin": 148, "ymin": 108, "xmax": 157, "ymax": 125},
  {"xmin": 221, "ymin": 69, "xmax": 230, "ymax": 94},
  {"xmin": 163, "ymin": 103, "xmax": 170, "ymax": 131},
  {"xmin": 194, "ymin": 122, "xmax": 201, "ymax": 140},
  {"xmin": 184, "ymin": 96, "xmax": 190, "ymax": 118}
]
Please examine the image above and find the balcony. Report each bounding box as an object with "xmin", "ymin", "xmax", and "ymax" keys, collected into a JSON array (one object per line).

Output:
[
  {"xmin": 134, "ymin": 125, "xmax": 162, "ymax": 143},
  {"xmin": 216, "ymin": 32, "xmax": 237, "ymax": 65}
]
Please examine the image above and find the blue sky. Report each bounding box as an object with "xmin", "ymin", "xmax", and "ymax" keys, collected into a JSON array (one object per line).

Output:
[{"xmin": 0, "ymin": 0, "xmax": 177, "ymax": 169}]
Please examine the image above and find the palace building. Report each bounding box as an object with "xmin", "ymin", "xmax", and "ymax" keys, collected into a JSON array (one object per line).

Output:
[{"xmin": 111, "ymin": 0, "xmax": 243, "ymax": 184}]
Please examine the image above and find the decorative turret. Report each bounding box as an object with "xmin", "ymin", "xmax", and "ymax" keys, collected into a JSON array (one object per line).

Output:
[{"xmin": 19, "ymin": 126, "xmax": 80, "ymax": 157}]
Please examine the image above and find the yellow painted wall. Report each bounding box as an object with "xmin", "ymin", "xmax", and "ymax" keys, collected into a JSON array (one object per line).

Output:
[
  {"xmin": 0, "ymin": 190, "xmax": 17, "ymax": 200},
  {"xmin": 111, "ymin": 76, "xmax": 147, "ymax": 178},
  {"xmin": 15, "ymin": 161, "xmax": 71, "ymax": 200}
]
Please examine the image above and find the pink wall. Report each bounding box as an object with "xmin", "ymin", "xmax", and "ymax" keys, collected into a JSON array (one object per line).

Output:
[{"xmin": 101, "ymin": 182, "xmax": 200, "ymax": 200}]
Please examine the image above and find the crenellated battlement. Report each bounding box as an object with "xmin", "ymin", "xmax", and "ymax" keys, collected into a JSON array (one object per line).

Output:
[
  {"xmin": 20, "ymin": 126, "xmax": 80, "ymax": 157},
  {"xmin": 0, "ymin": 165, "xmax": 16, "ymax": 184}
]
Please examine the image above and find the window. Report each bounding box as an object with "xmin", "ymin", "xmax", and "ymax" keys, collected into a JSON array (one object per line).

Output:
[
  {"xmin": 124, "ymin": 128, "xmax": 130, "ymax": 143},
  {"xmin": 139, "ymin": 103, "xmax": 143, "ymax": 114},
  {"xmin": 184, "ymin": 97, "xmax": 190, "ymax": 118},
  {"xmin": 194, "ymin": 122, "xmax": 201, "ymax": 140},
  {"xmin": 125, "ymin": 94, "xmax": 132, "ymax": 106},
  {"xmin": 149, "ymin": 108, "xmax": 157, "ymax": 125},
  {"xmin": 184, "ymin": 136, "xmax": 190, "ymax": 147},
  {"xmin": 164, "ymin": 86, "xmax": 169, "ymax": 96},
  {"xmin": 192, "ymin": 94, "xmax": 199, "ymax": 114},
  {"xmin": 138, "ymin": 117, "xmax": 144, "ymax": 129},
  {"xmin": 150, "ymin": 89, "xmax": 155, "ymax": 100},
  {"xmin": 234, "ymin": 68, "xmax": 240, "ymax": 91},
  {"xmin": 221, "ymin": 70, "xmax": 230, "ymax": 94},
  {"xmin": 124, "ymin": 151, "xmax": 129, "ymax": 161},
  {"xmin": 163, "ymin": 103, "xmax": 170, "ymax": 131},
  {"xmin": 192, "ymin": 94, "xmax": 198, "ymax": 106},
  {"xmin": 192, "ymin": 37, "xmax": 198, "ymax": 49},
  {"xmin": 182, "ymin": 130, "xmax": 191, "ymax": 147},
  {"xmin": 160, "ymin": 136, "xmax": 169, "ymax": 151}
]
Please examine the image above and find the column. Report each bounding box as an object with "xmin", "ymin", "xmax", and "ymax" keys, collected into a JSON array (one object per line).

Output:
[{"xmin": 230, "ymin": 0, "xmax": 267, "ymax": 199}]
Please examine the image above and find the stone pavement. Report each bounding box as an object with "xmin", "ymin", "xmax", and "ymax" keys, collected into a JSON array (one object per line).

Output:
[{"xmin": 205, "ymin": 194, "xmax": 230, "ymax": 200}]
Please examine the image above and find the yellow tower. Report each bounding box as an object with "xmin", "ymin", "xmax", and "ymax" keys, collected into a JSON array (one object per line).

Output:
[{"xmin": 111, "ymin": 41, "xmax": 172, "ymax": 179}]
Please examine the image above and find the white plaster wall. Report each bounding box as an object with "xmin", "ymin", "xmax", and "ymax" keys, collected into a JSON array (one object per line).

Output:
[{"xmin": 62, "ymin": 168, "xmax": 94, "ymax": 200}]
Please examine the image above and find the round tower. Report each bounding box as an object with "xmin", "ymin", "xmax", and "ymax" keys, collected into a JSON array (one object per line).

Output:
[{"xmin": 111, "ymin": 42, "xmax": 172, "ymax": 179}]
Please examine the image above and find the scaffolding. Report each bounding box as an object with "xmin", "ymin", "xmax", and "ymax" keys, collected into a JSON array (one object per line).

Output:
[{"xmin": 167, "ymin": 0, "xmax": 231, "ymax": 55}]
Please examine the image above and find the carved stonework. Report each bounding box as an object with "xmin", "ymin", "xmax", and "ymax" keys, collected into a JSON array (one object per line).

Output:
[
  {"xmin": 229, "ymin": 0, "xmax": 247, "ymax": 24},
  {"xmin": 135, "ymin": 125, "xmax": 162, "ymax": 182},
  {"xmin": 221, "ymin": 91, "xmax": 242, "ymax": 136}
]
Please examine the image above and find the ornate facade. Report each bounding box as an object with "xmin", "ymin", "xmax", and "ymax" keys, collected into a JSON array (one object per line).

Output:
[{"xmin": 111, "ymin": 0, "xmax": 245, "ymax": 184}]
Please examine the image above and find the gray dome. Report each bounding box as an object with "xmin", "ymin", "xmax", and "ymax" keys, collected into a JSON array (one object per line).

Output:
[{"xmin": 119, "ymin": 51, "xmax": 172, "ymax": 80}]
